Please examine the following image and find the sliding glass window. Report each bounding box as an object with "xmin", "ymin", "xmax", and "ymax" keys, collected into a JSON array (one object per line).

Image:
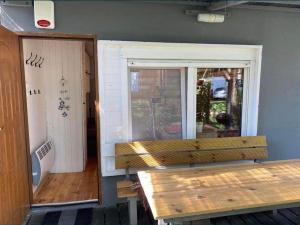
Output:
[
  {"xmin": 129, "ymin": 68, "xmax": 186, "ymax": 141},
  {"xmin": 196, "ymin": 68, "xmax": 244, "ymax": 138}
]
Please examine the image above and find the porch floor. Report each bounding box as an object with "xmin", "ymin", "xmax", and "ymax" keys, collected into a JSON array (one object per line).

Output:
[{"xmin": 27, "ymin": 204, "xmax": 300, "ymax": 225}]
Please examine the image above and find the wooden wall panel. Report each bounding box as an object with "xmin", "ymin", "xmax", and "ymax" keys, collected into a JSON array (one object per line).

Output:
[
  {"xmin": 42, "ymin": 40, "xmax": 85, "ymax": 173},
  {"xmin": 22, "ymin": 39, "xmax": 47, "ymax": 154},
  {"xmin": 23, "ymin": 39, "xmax": 86, "ymax": 173},
  {"xmin": 0, "ymin": 26, "xmax": 30, "ymax": 225}
]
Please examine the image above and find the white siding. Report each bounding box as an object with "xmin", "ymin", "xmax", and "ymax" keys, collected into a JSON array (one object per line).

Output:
[{"xmin": 98, "ymin": 41, "xmax": 262, "ymax": 177}]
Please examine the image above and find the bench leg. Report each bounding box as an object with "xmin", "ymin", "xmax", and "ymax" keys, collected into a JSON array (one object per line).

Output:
[
  {"xmin": 128, "ymin": 197, "xmax": 138, "ymax": 225},
  {"xmin": 272, "ymin": 209, "xmax": 278, "ymax": 216}
]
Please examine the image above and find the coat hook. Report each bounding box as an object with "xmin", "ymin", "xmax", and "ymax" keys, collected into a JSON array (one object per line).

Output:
[
  {"xmin": 39, "ymin": 57, "xmax": 44, "ymax": 68},
  {"xmin": 38, "ymin": 89, "xmax": 40, "ymax": 94},
  {"xmin": 30, "ymin": 54, "xmax": 38, "ymax": 66},
  {"xmin": 34, "ymin": 90, "xmax": 36, "ymax": 94},
  {"xmin": 25, "ymin": 52, "xmax": 33, "ymax": 65},
  {"xmin": 29, "ymin": 90, "xmax": 32, "ymax": 95},
  {"xmin": 35, "ymin": 57, "xmax": 42, "ymax": 67}
]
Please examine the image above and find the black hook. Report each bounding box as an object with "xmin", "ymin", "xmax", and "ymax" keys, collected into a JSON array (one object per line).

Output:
[
  {"xmin": 30, "ymin": 54, "xmax": 38, "ymax": 66},
  {"xmin": 25, "ymin": 52, "xmax": 33, "ymax": 65},
  {"xmin": 35, "ymin": 57, "xmax": 42, "ymax": 67},
  {"xmin": 39, "ymin": 57, "xmax": 44, "ymax": 68}
]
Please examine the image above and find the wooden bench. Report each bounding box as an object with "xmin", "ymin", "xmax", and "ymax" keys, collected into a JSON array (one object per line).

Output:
[{"xmin": 115, "ymin": 136, "xmax": 268, "ymax": 225}]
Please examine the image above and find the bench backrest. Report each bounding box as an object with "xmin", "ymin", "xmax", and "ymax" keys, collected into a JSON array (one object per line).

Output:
[{"xmin": 115, "ymin": 136, "xmax": 268, "ymax": 169}]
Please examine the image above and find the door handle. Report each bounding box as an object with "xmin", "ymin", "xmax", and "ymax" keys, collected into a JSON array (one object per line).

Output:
[{"xmin": 0, "ymin": 126, "xmax": 4, "ymax": 131}]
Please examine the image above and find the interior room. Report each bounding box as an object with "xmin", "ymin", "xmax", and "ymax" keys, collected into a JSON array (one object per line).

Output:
[{"xmin": 23, "ymin": 38, "xmax": 99, "ymax": 205}]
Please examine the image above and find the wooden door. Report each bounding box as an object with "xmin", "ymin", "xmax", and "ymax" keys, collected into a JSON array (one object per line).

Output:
[{"xmin": 0, "ymin": 26, "xmax": 30, "ymax": 224}]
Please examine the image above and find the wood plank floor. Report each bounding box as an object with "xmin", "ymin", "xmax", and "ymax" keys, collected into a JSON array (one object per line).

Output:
[
  {"xmin": 33, "ymin": 158, "xmax": 98, "ymax": 204},
  {"xmin": 28, "ymin": 204, "xmax": 300, "ymax": 225}
]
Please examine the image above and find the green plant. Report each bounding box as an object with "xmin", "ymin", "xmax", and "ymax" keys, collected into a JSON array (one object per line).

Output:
[{"xmin": 196, "ymin": 81, "xmax": 211, "ymax": 123}]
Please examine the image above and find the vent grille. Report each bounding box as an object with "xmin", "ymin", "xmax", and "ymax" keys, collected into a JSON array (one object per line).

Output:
[{"xmin": 36, "ymin": 141, "xmax": 52, "ymax": 160}]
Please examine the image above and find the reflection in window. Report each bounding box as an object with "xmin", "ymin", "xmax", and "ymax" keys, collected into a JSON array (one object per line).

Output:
[
  {"xmin": 196, "ymin": 68, "xmax": 244, "ymax": 138},
  {"xmin": 130, "ymin": 69, "xmax": 183, "ymax": 141}
]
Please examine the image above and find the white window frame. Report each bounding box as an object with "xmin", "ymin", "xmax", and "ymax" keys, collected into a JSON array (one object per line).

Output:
[{"xmin": 127, "ymin": 60, "xmax": 253, "ymax": 140}]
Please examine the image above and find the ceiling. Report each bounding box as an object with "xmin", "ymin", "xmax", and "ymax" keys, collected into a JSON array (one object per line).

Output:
[{"xmin": 1, "ymin": 0, "xmax": 300, "ymax": 12}]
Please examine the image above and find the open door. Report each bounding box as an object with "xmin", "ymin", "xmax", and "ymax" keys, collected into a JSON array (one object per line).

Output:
[{"xmin": 0, "ymin": 26, "xmax": 30, "ymax": 224}]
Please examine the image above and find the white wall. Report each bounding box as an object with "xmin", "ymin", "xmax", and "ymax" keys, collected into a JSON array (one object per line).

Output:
[
  {"xmin": 44, "ymin": 40, "xmax": 85, "ymax": 173},
  {"xmin": 23, "ymin": 39, "xmax": 47, "ymax": 154},
  {"xmin": 99, "ymin": 42, "xmax": 124, "ymax": 177},
  {"xmin": 24, "ymin": 39, "xmax": 86, "ymax": 173}
]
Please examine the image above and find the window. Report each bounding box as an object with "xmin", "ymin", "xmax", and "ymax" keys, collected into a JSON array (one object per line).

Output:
[
  {"xmin": 196, "ymin": 68, "xmax": 244, "ymax": 138},
  {"xmin": 99, "ymin": 41, "xmax": 262, "ymax": 176},
  {"xmin": 129, "ymin": 68, "xmax": 186, "ymax": 141}
]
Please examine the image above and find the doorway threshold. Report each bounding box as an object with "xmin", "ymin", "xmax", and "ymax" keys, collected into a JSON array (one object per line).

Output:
[{"xmin": 31, "ymin": 199, "xmax": 99, "ymax": 213}]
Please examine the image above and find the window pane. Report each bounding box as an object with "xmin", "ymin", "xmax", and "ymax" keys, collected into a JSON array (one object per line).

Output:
[
  {"xmin": 196, "ymin": 68, "xmax": 244, "ymax": 138},
  {"xmin": 130, "ymin": 69, "xmax": 183, "ymax": 141}
]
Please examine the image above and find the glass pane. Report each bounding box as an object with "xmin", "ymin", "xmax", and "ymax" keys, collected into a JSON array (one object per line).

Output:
[
  {"xmin": 196, "ymin": 68, "xmax": 244, "ymax": 138},
  {"xmin": 130, "ymin": 69, "xmax": 183, "ymax": 141}
]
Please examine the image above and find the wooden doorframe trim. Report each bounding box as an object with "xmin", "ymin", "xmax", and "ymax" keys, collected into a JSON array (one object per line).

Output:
[
  {"xmin": 17, "ymin": 31, "xmax": 102, "ymax": 205},
  {"xmin": 16, "ymin": 32, "xmax": 96, "ymax": 40}
]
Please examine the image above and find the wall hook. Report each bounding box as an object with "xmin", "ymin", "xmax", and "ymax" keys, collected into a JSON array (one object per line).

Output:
[
  {"xmin": 30, "ymin": 54, "xmax": 38, "ymax": 66},
  {"xmin": 35, "ymin": 57, "xmax": 42, "ymax": 67},
  {"xmin": 38, "ymin": 57, "xmax": 44, "ymax": 68},
  {"xmin": 25, "ymin": 52, "xmax": 33, "ymax": 65}
]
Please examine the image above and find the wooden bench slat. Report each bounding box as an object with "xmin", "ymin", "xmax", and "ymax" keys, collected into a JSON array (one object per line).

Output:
[
  {"xmin": 116, "ymin": 148, "xmax": 267, "ymax": 168},
  {"xmin": 115, "ymin": 136, "xmax": 268, "ymax": 169},
  {"xmin": 116, "ymin": 136, "xmax": 267, "ymax": 156}
]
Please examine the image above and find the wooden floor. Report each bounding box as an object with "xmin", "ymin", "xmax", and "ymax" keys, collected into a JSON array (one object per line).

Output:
[
  {"xmin": 28, "ymin": 204, "xmax": 300, "ymax": 225},
  {"xmin": 33, "ymin": 158, "xmax": 98, "ymax": 204}
]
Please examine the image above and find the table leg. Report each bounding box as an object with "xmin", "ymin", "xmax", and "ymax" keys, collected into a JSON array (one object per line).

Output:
[{"xmin": 128, "ymin": 197, "xmax": 138, "ymax": 225}]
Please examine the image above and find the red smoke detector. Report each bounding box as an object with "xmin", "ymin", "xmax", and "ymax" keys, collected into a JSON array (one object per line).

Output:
[{"xmin": 37, "ymin": 20, "xmax": 51, "ymax": 28}]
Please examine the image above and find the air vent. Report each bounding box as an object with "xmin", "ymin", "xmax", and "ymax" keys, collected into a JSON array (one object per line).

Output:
[
  {"xmin": 36, "ymin": 141, "xmax": 52, "ymax": 160},
  {"xmin": 31, "ymin": 140, "xmax": 55, "ymax": 186}
]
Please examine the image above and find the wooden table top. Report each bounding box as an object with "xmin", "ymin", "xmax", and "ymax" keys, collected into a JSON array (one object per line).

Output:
[{"xmin": 138, "ymin": 160, "xmax": 300, "ymax": 221}]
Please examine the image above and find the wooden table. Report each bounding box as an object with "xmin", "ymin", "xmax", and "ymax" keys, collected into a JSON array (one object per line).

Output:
[{"xmin": 138, "ymin": 160, "xmax": 300, "ymax": 225}]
